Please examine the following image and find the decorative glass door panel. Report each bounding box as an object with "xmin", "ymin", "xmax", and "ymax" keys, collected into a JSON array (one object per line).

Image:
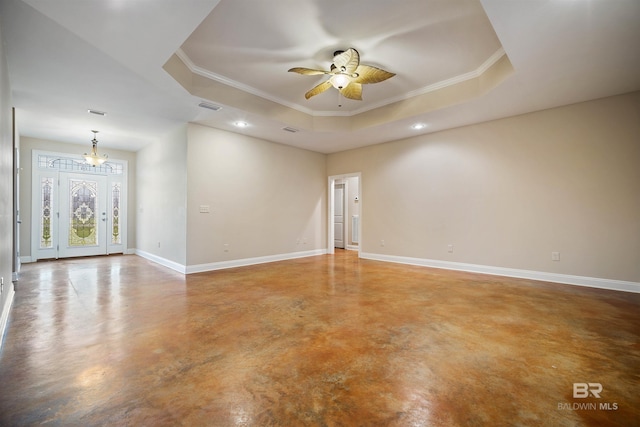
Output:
[
  {"xmin": 40, "ymin": 176, "xmax": 54, "ymax": 249},
  {"xmin": 33, "ymin": 172, "xmax": 59, "ymax": 260},
  {"xmin": 58, "ymin": 173, "xmax": 108, "ymax": 258},
  {"xmin": 111, "ymin": 182, "xmax": 121, "ymax": 245},
  {"xmin": 69, "ymin": 178, "xmax": 98, "ymax": 246}
]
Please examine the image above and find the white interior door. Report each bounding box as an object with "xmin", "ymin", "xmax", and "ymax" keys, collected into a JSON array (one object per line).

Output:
[
  {"xmin": 334, "ymin": 183, "xmax": 345, "ymax": 248},
  {"xmin": 58, "ymin": 172, "xmax": 108, "ymax": 258}
]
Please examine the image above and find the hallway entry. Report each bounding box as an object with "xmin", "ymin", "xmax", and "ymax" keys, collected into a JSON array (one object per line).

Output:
[
  {"xmin": 328, "ymin": 174, "xmax": 360, "ymax": 255},
  {"xmin": 31, "ymin": 150, "xmax": 127, "ymax": 261}
]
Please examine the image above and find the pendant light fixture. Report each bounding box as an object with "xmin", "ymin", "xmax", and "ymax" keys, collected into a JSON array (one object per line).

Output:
[{"xmin": 84, "ymin": 130, "xmax": 108, "ymax": 166}]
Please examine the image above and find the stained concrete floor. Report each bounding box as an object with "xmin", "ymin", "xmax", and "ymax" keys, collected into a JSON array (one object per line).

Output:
[{"xmin": 0, "ymin": 251, "xmax": 638, "ymax": 426}]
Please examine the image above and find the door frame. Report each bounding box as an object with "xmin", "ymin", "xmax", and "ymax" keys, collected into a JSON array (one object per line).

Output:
[
  {"xmin": 12, "ymin": 108, "xmax": 20, "ymax": 281},
  {"xmin": 327, "ymin": 172, "xmax": 361, "ymax": 256},
  {"xmin": 30, "ymin": 150, "xmax": 128, "ymax": 261},
  {"xmin": 333, "ymin": 182, "xmax": 345, "ymax": 249}
]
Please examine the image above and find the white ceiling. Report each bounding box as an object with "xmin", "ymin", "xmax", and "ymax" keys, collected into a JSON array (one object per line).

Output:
[{"xmin": 1, "ymin": 0, "xmax": 639, "ymax": 154}]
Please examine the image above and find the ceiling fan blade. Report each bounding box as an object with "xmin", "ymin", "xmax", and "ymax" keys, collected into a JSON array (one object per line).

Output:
[
  {"xmin": 340, "ymin": 83, "xmax": 363, "ymax": 100},
  {"xmin": 333, "ymin": 48, "xmax": 360, "ymax": 74},
  {"xmin": 353, "ymin": 65, "xmax": 396, "ymax": 84},
  {"xmin": 305, "ymin": 80, "xmax": 333, "ymax": 99},
  {"xmin": 288, "ymin": 67, "xmax": 330, "ymax": 76}
]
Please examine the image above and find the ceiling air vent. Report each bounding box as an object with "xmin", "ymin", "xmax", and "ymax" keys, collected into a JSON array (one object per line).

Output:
[
  {"xmin": 88, "ymin": 109, "xmax": 106, "ymax": 116},
  {"xmin": 282, "ymin": 127, "xmax": 299, "ymax": 133},
  {"xmin": 198, "ymin": 102, "xmax": 222, "ymax": 111}
]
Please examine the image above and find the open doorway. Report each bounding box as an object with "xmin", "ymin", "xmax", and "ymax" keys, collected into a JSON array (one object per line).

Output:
[{"xmin": 328, "ymin": 173, "xmax": 361, "ymax": 256}]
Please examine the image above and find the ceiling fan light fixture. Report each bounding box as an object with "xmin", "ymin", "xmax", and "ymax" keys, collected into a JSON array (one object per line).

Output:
[
  {"xmin": 288, "ymin": 48, "xmax": 395, "ymax": 101},
  {"xmin": 83, "ymin": 130, "xmax": 108, "ymax": 166},
  {"xmin": 331, "ymin": 74, "xmax": 350, "ymax": 89}
]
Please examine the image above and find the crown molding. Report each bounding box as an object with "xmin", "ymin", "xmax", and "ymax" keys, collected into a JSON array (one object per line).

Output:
[
  {"xmin": 175, "ymin": 49, "xmax": 320, "ymax": 116},
  {"xmin": 350, "ymin": 48, "xmax": 507, "ymax": 115}
]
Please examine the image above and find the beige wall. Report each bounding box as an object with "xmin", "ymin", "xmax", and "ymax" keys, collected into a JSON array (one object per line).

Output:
[
  {"xmin": 186, "ymin": 123, "xmax": 327, "ymax": 266},
  {"xmin": 18, "ymin": 137, "xmax": 137, "ymax": 259},
  {"xmin": 328, "ymin": 92, "xmax": 640, "ymax": 283},
  {"xmin": 136, "ymin": 124, "xmax": 188, "ymax": 265},
  {"xmin": 10, "ymin": 90, "xmax": 639, "ymax": 286}
]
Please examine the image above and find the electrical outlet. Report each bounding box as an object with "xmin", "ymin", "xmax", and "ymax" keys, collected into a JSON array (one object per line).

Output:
[
  {"xmin": 448, "ymin": 244, "xmax": 454, "ymax": 253},
  {"xmin": 551, "ymin": 251, "xmax": 560, "ymax": 261},
  {"xmin": 380, "ymin": 239, "xmax": 385, "ymax": 247},
  {"xmin": 224, "ymin": 244, "xmax": 230, "ymax": 252}
]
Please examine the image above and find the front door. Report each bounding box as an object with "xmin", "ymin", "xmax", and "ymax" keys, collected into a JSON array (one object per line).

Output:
[
  {"xmin": 58, "ymin": 173, "xmax": 108, "ymax": 258},
  {"xmin": 31, "ymin": 151, "xmax": 127, "ymax": 261}
]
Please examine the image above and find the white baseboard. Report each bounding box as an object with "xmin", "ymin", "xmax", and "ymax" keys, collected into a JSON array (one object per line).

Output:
[
  {"xmin": 360, "ymin": 252, "xmax": 640, "ymax": 294},
  {"xmin": 134, "ymin": 248, "xmax": 328, "ymax": 275},
  {"xmin": 134, "ymin": 249, "xmax": 187, "ymax": 274},
  {"xmin": 0, "ymin": 285, "xmax": 15, "ymax": 351},
  {"xmin": 346, "ymin": 245, "xmax": 359, "ymax": 251},
  {"xmin": 18, "ymin": 249, "xmax": 640, "ymax": 293},
  {"xmin": 185, "ymin": 249, "xmax": 327, "ymax": 274},
  {"xmin": 20, "ymin": 249, "xmax": 134, "ymax": 264}
]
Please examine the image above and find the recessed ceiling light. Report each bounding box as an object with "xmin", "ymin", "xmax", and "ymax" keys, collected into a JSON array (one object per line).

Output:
[
  {"xmin": 411, "ymin": 123, "xmax": 426, "ymax": 130},
  {"xmin": 234, "ymin": 121, "xmax": 249, "ymax": 128}
]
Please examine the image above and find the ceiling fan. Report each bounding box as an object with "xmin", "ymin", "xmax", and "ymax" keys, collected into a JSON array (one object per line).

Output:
[{"xmin": 288, "ymin": 48, "xmax": 395, "ymax": 101}]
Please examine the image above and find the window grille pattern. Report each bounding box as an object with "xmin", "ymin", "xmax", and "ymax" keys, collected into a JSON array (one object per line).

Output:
[
  {"xmin": 38, "ymin": 154, "xmax": 123, "ymax": 175},
  {"xmin": 40, "ymin": 177, "xmax": 53, "ymax": 248},
  {"xmin": 69, "ymin": 179, "xmax": 98, "ymax": 246}
]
